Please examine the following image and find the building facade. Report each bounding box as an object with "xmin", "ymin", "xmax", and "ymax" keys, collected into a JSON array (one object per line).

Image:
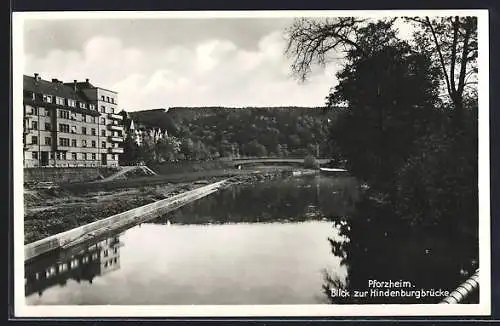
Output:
[
  {"xmin": 23, "ymin": 74, "xmax": 124, "ymax": 168},
  {"xmin": 132, "ymin": 123, "xmax": 169, "ymax": 146}
]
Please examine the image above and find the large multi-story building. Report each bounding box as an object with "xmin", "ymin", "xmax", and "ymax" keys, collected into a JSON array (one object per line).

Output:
[{"xmin": 23, "ymin": 73, "xmax": 124, "ymax": 168}]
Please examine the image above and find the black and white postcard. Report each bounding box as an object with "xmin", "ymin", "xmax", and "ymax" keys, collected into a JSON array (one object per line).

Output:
[{"xmin": 13, "ymin": 9, "xmax": 491, "ymax": 317}]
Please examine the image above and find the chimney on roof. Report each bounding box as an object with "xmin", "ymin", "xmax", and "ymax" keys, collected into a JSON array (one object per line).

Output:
[
  {"xmin": 51, "ymin": 78, "xmax": 59, "ymax": 83},
  {"xmin": 85, "ymin": 78, "xmax": 89, "ymax": 83},
  {"xmin": 73, "ymin": 80, "xmax": 77, "ymax": 92},
  {"xmin": 34, "ymin": 73, "xmax": 39, "ymax": 81}
]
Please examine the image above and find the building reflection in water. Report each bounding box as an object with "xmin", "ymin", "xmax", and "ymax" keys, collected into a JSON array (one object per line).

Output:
[{"xmin": 25, "ymin": 235, "xmax": 123, "ymax": 297}]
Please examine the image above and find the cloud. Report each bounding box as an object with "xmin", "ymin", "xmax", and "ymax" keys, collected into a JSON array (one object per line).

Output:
[
  {"xmin": 24, "ymin": 31, "xmax": 338, "ymax": 110},
  {"xmin": 195, "ymin": 39, "xmax": 238, "ymax": 73}
]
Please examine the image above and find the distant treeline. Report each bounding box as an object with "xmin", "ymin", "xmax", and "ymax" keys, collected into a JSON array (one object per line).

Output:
[{"xmin": 121, "ymin": 107, "xmax": 340, "ymax": 164}]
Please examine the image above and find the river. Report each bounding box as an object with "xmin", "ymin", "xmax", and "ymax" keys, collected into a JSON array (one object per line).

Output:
[
  {"xmin": 25, "ymin": 174, "xmax": 360, "ymax": 305},
  {"xmin": 25, "ymin": 172, "xmax": 478, "ymax": 305}
]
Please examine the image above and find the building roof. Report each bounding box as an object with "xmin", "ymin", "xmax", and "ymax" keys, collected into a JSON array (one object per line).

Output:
[
  {"xmin": 63, "ymin": 81, "xmax": 118, "ymax": 94},
  {"xmin": 24, "ymin": 75, "xmax": 86, "ymax": 102},
  {"xmin": 63, "ymin": 81, "xmax": 96, "ymax": 89}
]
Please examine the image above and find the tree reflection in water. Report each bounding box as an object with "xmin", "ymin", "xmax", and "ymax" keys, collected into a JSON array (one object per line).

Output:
[
  {"xmin": 323, "ymin": 190, "xmax": 479, "ymax": 304},
  {"xmin": 151, "ymin": 175, "xmax": 478, "ymax": 304},
  {"xmin": 153, "ymin": 175, "xmax": 360, "ymax": 225}
]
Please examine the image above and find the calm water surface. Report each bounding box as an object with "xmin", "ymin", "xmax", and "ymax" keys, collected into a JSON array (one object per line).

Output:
[{"xmin": 25, "ymin": 175, "xmax": 358, "ymax": 305}]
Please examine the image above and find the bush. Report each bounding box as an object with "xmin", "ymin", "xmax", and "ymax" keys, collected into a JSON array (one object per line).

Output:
[{"xmin": 304, "ymin": 155, "xmax": 320, "ymax": 169}]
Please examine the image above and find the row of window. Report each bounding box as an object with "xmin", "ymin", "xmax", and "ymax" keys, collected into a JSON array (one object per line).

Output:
[
  {"xmin": 25, "ymin": 104, "xmax": 115, "ymax": 117},
  {"xmin": 100, "ymin": 95, "xmax": 116, "ymax": 105},
  {"xmin": 42, "ymin": 255, "xmax": 119, "ymax": 279},
  {"xmin": 29, "ymin": 135, "xmax": 111, "ymax": 148},
  {"xmin": 59, "ymin": 137, "xmax": 107, "ymax": 148},
  {"xmin": 25, "ymin": 106, "xmax": 48, "ymax": 116},
  {"xmin": 100, "ymin": 105, "xmax": 115, "ymax": 114},
  {"xmin": 41, "ymin": 94, "xmax": 119, "ymax": 113},
  {"xmin": 27, "ymin": 91, "xmax": 117, "ymax": 107},
  {"xmin": 103, "ymin": 257, "xmax": 119, "ymax": 269},
  {"xmin": 31, "ymin": 151, "xmax": 118, "ymax": 161},
  {"xmin": 30, "ymin": 244, "xmax": 120, "ymax": 281},
  {"xmin": 58, "ymin": 124, "xmax": 107, "ymax": 136},
  {"xmin": 38, "ymin": 253, "xmax": 97, "ymax": 279},
  {"xmin": 59, "ymin": 110, "xmax": 110, "ymax": 123},
  {"xmin": 40, "ymin": 93, "xmax": 96, "ymax": 110},
  {"xmin": 29, "ymin": 122, "xmax": 115, "ymax": 137}
]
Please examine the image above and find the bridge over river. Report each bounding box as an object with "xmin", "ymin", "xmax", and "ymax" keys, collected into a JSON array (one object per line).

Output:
[{"xmin": 229, "ymin": 157, "xmax": 332, "ymax": 167}]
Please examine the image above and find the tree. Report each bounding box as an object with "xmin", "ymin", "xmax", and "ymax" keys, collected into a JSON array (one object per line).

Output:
[
  {"xmin": 157, "ymin": 136, "xmax": 181, "ymax": 162},
  {"xmin": 284, "ymin": 17, "xmax": 366, "ymax": 82},
  {"xmin": 288, "ymin": 134, "xmax": 302, "ymax": 149},
  {"xmin": 241, "ymin": 140, "xmax": 268, "ymax": 157},
  {"xmin": 284, "ymin": 16, "xmax": 479, "ymax": 302},
  {"xmin": 124, "ymin": 106, "xmax": 334, "ymax": 162},
  {"xmin": 275, "ymin": 144, "xmax": 289, "ymax": 157},
  {"xmin": 180, "ymin": 138, "xmax": 195, "ymax": 160},
  {"xmin": 120, "ymin": 133, "xmax": 140, "ymax": 165},
  {"xmin": 407, "ymin": 16, "xmax": 478, "ymax": 116},
  {"xmin": 329, "ymin": 21, "xmax": 441, "ymax": 192},
  {"xmin": 193, "ymin": 140, "xmax": 210, "ymax": 160},
  {"xmin": 260, "ymin": 127, "xmax": 280, "ymax": 155},
  {"xmin": 284, "ymin": 16, "xmax": 477, "ymax": 183},
  {"xmin": 218, "ymin": 139, "xmax": 234, "ymax": 158},
  {"xmin": 285, "ymin": 16, "xmax": 478, "ymax": 121},
  {"xmin": 304, "ymin": 155, "xmax": 320, "ymax": 169},
  {"xmin": 138, "ymin": 133, "xmax": 156, "ymax": 164},
  {"xmin": 306, "ymin": 143, "xmax": 318, "ymax": 156}
]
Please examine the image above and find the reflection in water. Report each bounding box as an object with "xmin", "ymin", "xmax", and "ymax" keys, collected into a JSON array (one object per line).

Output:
[
  {"xmin": 24, "ymin": 175, "xmax": 358, "ymax": 305},
  {"xmin": 25, "ymin": 235, "xmax": 123, "ymax": 298},
  {"xmin": 24, "ymin": 174, "xmax": 478, "ymax": 305},
  {"xmin": 322, "ymin": 194, "xmax": 479, "ymax": 304},
  {"xmin": 154, "ymin": 175, "xmax": 359, "ymax": 225}
]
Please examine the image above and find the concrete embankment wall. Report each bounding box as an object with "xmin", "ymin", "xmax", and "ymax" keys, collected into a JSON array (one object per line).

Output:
[
  {"xmin": 24, "ymin": 180, "xmax": 228, "ymax": 261},
  {"xmin": 24, "ymin": 167, "xmax": 119, "ymax": 184}
]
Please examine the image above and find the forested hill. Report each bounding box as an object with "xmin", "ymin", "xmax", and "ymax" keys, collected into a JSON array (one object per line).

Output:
[
  {"xmin": 123, "ymin": 107, "xmax": 341, "ymax": 160},
  {"xmin": 168, "ymin": 106, "xmax": 330, "ymax": 119}
]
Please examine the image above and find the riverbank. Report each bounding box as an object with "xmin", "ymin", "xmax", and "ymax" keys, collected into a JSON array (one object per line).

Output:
[{"xmin": 24, "ymin": 167, "xmax": 294, "ymax": 244}]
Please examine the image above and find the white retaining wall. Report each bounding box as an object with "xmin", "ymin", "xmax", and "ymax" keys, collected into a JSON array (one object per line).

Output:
[{"xmin": 25, "ymin": 180, "xmax": 228, "ymax": 261}]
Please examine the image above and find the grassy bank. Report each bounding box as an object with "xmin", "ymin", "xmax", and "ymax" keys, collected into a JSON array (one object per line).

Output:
[
  {"xmin": 24, "ymin": 167, "xmax": 291, "ymax": 244},
  {"xmin": 58, "ymin": 168, "xmax": 256, "ymax": 194}
]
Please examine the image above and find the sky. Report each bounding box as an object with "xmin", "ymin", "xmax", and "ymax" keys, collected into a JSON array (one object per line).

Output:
[{"xmin": 22, "ymin": 14, "xmax": 414, "ymax": 111}]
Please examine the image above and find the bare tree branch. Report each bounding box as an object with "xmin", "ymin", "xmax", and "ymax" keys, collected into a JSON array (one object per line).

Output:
[
  {"xmin": 284, "ymin": 17, "xmax": 365, "ymax": 82},
  {"xmin": 449, "ymin": 16, "xmax": 459, "ymax": 94},
  {"xmin": 457, "ymin": 17, "xmax": 474, "ymax": 99},
  {"xmin": 464, "ymin": 68, "xmax": 478, "ymax": 84},
  {"xmin": 425, "ymin": 17, "xmax": 453, "ymax": 100}
]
